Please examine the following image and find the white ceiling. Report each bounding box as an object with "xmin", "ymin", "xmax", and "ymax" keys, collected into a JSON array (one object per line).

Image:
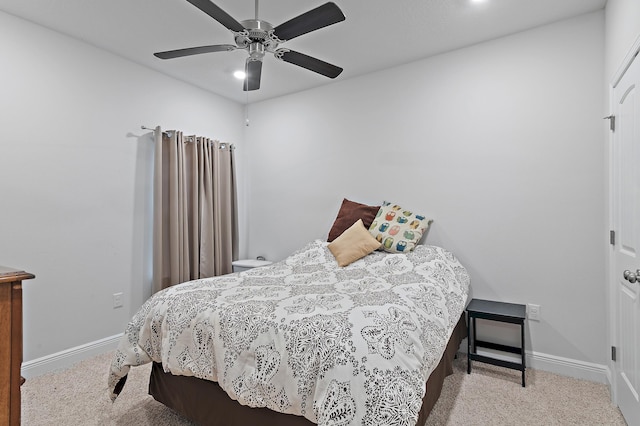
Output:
[{"xmin": 0, "ymin": 0, "xmax": 606, "ymax": 104}]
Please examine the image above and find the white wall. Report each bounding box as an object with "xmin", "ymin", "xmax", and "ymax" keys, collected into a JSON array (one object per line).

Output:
[
  {"xmin": 0, "ymin": 11, "xmax": 244, "ymax": 363},
  {"xmin": 245, "ymin": 12, "xmax": 606, "ymax": 368}
]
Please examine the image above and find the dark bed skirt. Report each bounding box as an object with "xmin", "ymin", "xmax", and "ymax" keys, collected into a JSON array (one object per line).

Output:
[{"xmin": 149, "ymin": 314, "xmax": 467, "ymax": 426}]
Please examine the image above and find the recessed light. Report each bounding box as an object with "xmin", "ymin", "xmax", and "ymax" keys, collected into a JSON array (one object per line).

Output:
[{"xmin": 233, "ymin": 70, "xmax": 246, "ymax": 80}]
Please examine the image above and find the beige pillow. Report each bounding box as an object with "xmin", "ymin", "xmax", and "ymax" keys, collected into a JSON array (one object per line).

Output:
[{"xmin": 328, "ymin": 219, "xmax": 382, "ymax": 267}]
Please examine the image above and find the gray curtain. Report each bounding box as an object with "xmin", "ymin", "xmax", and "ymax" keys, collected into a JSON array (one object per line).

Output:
[{"xmin": 152, "ymin": 127, "xmax": 238, "ymax": 293}]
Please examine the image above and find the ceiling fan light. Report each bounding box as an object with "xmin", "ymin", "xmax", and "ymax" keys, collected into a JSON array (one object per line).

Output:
[{"xmin": 233, "ymin": 70, "xmax": 247, "ymax": 79}]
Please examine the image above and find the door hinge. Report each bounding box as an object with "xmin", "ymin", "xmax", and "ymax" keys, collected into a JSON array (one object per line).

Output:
[
  {"xmin": 604, "ymin": 115, "xmax": 615, "ymax": 132},
  {"xmin": 612, "ymin": 346, "xmax": 617, "ymax": 361},
  {"xmin": 610, "ymin": 230, "xmax": 616, "ymax": 245}
]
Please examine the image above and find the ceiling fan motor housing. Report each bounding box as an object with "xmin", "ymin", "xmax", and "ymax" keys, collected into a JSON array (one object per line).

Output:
[{"xmin": 236, "ymin": 19, "xmax": 280, "ymax": 55}]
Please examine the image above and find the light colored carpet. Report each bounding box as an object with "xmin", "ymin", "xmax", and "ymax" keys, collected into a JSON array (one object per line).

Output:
[
  {"xmin": 425, "ymin": 359, "xmax": 627, "ymax": 426},
  {"xmin": 21, "ymin": 351, "xmax": 627, "ymax": 425}
]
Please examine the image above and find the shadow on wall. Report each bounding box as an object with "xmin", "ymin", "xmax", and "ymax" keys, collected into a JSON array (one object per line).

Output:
[{"xmin": 127, "ymin": 130, "xmax": 155, "ymax": 316}]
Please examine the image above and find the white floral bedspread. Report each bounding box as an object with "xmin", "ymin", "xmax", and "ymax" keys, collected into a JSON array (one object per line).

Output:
[{"xmin": 108, "ymin": 240, "xmax": 469, "ymax": 426}]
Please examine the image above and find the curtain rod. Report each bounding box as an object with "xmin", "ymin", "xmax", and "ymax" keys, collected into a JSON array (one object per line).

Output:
[
  {"xmin": 141, "ymin": 125, "xmax": 234, "ymax": 150},
  {"xmin": 141, "ymin": 125, "xmax": 169, "ymax": 135}
]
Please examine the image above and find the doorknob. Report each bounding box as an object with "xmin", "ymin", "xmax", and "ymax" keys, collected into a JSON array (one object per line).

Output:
[{"xmin": 623, "ymin": 270, "xmax": 639, "ymax": 283}]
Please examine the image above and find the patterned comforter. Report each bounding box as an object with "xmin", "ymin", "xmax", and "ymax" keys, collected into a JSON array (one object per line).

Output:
[{"xmin": 108, "ymin": 240, "xmax": 469, "ymax": 426}]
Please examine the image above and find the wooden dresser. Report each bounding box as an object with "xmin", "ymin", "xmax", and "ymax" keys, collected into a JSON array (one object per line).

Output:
[{"xmin": 0, "ymin": 266, "xmax": 34, "ymax": 426}]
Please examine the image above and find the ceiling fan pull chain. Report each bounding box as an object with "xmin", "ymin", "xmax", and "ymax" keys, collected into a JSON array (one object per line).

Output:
[{"xmin": 245, "ymin": 93, "xmax": 250, "ymax": 127}]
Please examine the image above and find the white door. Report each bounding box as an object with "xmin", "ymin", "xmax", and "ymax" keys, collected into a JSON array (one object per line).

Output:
[{"xmin": 613, "ymin": 51, "xmax": 640, "ymax": 423}]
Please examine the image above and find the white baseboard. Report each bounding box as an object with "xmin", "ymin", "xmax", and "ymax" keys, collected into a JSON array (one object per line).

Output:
[
  {"xmin": 21, "ymin": 333, "xmax": 123, "ymax": 378},
  {"xmin": 526, "ymin": 350, "xmax": 610, "ymax": 384},
  {"xmin": 458, "ymin": 340, "xmax": 610, "ymax": 385},
  {"xmin": 23, "ymin": 334, "xmax": 610, "ymax": 386}
]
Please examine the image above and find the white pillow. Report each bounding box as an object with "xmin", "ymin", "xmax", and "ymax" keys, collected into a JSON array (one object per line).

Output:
[{"xmin": 368, "ymin": 202, "xmax": 432, "ymax": 253}]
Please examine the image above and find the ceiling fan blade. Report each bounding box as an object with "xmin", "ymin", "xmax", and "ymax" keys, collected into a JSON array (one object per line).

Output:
[
  {"xmin": 244, "ymin": 59, "xmax": 263, "ymax": 91},
  {"xmin": 186, "ymin": 0, "xmax": 245, "ymax": 32},
  {"xmin": 154, "ymin": 44, "xmax": 237, "ymax": 59},
  {"xmin": 276, "ymin": 50, "xmax": 343, "ymax": 79},
  {"xmin": 273, "ymin": 2, "xmax": 345, "ymax": 41}
]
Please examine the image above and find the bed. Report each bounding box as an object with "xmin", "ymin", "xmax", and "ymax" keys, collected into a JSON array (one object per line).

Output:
[
  {"xmin": 108, "ymin": 237, "xmax": 469, "ymax": 425},
  {"xmin": 146, "ymin": 315, "xmax": 467, "ymax": 426}
]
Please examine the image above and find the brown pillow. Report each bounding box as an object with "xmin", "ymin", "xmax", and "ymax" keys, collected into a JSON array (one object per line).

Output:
[
  {"xmin": 327, "ymin": 198, "xmax": 381, "ymax": 242},
  {"xmin": 328, "ymin": 219, "xmax": 382, "ymax": 267}
]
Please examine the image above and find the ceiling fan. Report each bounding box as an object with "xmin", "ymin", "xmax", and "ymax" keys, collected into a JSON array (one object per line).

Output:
[{"xmin": 154, "ymin": 0, "xmax": 346, "ymax": 91}]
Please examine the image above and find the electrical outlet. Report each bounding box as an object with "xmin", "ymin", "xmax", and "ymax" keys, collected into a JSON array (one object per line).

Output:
[
  {"xmin": 113, "ymin": 292, "xmax": 124, "ymax": 309},
  {"xmin": 528, "ymin": 304, "xmax": 541, "ymax": 321}
]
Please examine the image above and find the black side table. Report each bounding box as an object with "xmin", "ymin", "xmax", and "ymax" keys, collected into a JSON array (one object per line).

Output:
[{"xmin": 466, "ymin": 298, "xmax": 527, "ymax": 387}]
